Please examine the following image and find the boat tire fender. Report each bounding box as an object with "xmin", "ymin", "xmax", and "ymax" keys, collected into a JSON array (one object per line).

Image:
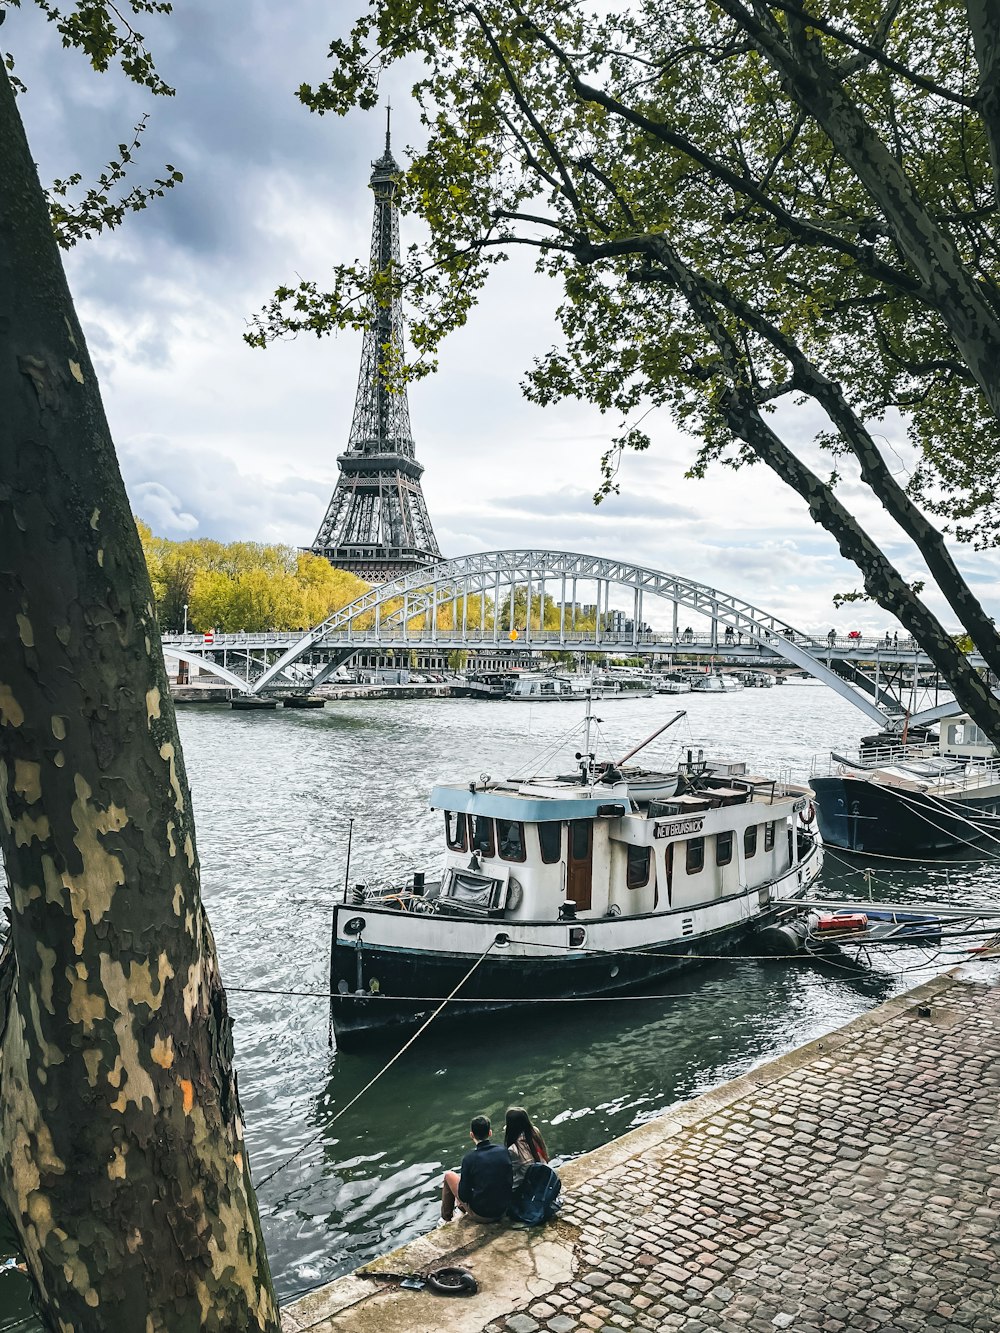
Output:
[
  {"xmin": 756, "ymin": 921, "xmax": 808, "ymax": 956},
  {"xmin": 800, "ymin": 802, "xmax": 816, "ymax": 827},
  {"xmin": 506, "ymin": 878, "xmax": 523, "ymax": 911}
]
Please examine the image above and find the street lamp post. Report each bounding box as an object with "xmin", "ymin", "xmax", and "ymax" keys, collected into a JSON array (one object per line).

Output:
[{"xmin": 183, "ymin": 604, "xmax": 188, "ymax": 635}]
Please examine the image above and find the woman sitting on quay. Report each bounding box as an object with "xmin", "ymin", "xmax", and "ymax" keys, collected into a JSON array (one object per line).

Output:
[{"xmin": 504, "ymin": 1106, "xmax": 549, "ymax": 1189}]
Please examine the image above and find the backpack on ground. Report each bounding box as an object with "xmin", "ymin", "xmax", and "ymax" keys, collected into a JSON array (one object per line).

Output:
[{"xmin": 507, "ymin": 1162, "xmax": 562, "ymax": 1225}]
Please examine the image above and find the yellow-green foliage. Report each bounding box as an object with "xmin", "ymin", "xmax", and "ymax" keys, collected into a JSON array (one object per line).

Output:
[{"xmin": 136, "ymin": 520, "xmax": 370, "ymax": 632}]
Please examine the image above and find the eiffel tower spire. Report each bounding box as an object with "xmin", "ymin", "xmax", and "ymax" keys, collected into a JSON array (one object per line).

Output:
[{"xmin": 311, "ymin": 108, "xmax": 442, "ymax": 583}]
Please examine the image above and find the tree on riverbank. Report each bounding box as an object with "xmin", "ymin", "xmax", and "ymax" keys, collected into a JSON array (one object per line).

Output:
[
  {"xmin": 0, "ymin": 9, "xmax": 278, "ymax": 1330},
  {"xmin": 252, "ymin": 0, "xmax": 1000, "ymax": 739},
  {"xmin": 137, "ymin": 524, "xmax": 370, "ymax": 631}
]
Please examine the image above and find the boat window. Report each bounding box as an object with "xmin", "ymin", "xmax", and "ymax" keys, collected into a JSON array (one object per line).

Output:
[
  {"xmin": 497, "ymin": 819, "xmax": 526, "ymax": 862},
  {"xmin": 470, "ymin": 815, "xmax": 495, "ymax": 858},
  {"xmin": 716, "ymin": 831, "xmax": 733, "ymax": 867},
  {"xmin": 445, "ymin": 810, "xmax": 467, "ymax": 852},
  {"xmin": 744, "ymin": 825, "xmax": 758, "ymax": 858},
  {"xmin": 764, "ymin": 821, "xmax": 775, "ymax": 852},
  {"xmin": 945, "ymin": 720, "xmax": 988, "ymax": 748},
  {"xmin": 686, "ymin": 838, "xmax": 705, "ymax": 875},
  {"xmin": 537, "ymin": 822, "xmax": 561, "ymax": 864},
  {"xmin": 627, "ymin": 844, "xmax": 651, "ymax": 889},
  {"xmin": 570, "ymin": 820, "xmax": 591, "ymax": 861}
]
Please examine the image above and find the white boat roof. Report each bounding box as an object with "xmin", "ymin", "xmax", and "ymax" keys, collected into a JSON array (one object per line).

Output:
[{"xmin": 430, "ymin": 779, "xmax": 630, "ymax": 822}]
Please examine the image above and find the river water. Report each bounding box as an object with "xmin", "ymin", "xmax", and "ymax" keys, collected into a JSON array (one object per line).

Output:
[{"xmin": 3, "ymin": 685, "xmax": 1000, "ymax": 1325}]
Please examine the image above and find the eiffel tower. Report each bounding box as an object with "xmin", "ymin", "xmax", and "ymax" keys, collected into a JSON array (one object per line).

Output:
[{"xmin": 311, "ymin": 112, "xmax": 442, "ymax": 583}]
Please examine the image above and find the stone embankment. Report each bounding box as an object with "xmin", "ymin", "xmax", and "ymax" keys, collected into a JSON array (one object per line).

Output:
[{"xmin": 283, "ymin": 961, "xmax": 1000, "ymax": 1333}]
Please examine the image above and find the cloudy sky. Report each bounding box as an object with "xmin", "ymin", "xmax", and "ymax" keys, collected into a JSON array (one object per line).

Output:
[{"xmin": 8, "ymin": 1, "xmax": 996, "ymax": 634}]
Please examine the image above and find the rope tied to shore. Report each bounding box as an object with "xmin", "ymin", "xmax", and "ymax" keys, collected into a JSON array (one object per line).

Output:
[{"xmin": 254, "ymin": 936, "xmax": 498, "ymax": 1190}]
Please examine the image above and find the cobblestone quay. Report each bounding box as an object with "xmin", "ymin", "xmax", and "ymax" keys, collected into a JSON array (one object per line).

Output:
[{"xmin": 283, "ymin": 963, "xmax": 1000, "ymax": 1333}]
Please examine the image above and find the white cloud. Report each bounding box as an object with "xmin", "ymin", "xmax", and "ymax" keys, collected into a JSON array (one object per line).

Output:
[{"xmin": 130, "ymin": 481, "xmax": 199, "ymax": 535}]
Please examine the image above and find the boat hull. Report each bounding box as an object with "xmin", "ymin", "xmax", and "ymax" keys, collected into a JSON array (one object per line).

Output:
[
  {"xmin": 812, "ymin": 774, "xmax": 1000, "ymax": 854},
  {"xmin": 329, "ymin": 844, "xmax": 822, "ymax": 1049}
]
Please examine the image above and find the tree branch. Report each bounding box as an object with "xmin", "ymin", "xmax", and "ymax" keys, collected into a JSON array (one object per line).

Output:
[
  {"xmin": 714, "ymin": 0, "xmax": 1000, "ymax": 420},
  {"xmin": 968, "ymin": 0, "xmax": 1000, "ymax": 204},
  {"xmin": 612, "ymin": 228, "xmax": 1000, "ymax": 726},
  {"xmin": 467, "ymin": 3, "xmax": 589, "ymax": 227},
  {"xmin": 768, "ymin": 0, "xmax": 975, "ymax": 106},
  {"xmin": 624, "ymin": 247, "xmax": 1000, "ymax": 681},
  {"xmin": 521, "ymin": 18, "xmax": 931, "ymax": 302}
]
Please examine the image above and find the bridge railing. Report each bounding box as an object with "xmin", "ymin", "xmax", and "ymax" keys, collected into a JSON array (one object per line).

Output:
[{"xmin": 161, "ymin": 628, "xmax": 923, "ymax": 652}]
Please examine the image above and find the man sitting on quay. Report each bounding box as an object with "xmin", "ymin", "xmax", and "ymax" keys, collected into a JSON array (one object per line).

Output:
[{"xmin": 441, "ymin": 1114, "xmax": 513, "ymax": 1223}]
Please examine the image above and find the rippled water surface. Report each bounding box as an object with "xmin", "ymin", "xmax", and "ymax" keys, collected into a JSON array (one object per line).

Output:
[{"xmin": 3, "ymin": 686, "xmax": 1000, "ymax": 1325}]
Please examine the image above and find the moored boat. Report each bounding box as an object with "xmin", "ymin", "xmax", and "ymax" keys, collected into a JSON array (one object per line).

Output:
[
  {"xmin": 811, "ymin": 714, "xmax": 1000, "ymax": 855},
  {"xmin": 329, "ymin": 713, "xmax": 822, "ymax": 1047},
  {"xmin": 654, "ymin": 675, "xmax": 691, "ymax": 695},
  {"xmin": 592, "ymin": 672, "xmax": 655, "ymax": 698},
  {"xmin": 692, "ymin": 672, "xmax": 744, "ymax": 693},
  {"xmin": 506, "ymin": 673, "xmax": 591, "ymax": 701}
]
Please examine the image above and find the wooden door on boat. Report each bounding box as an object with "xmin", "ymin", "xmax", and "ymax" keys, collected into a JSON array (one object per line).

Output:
[
  {"xmin": 567, "ymin": 820, "xmax": 593, "ymax": 911},
  {"xmin": 660, "ymin": 841, "xmax": 673, "ymax": 909}
]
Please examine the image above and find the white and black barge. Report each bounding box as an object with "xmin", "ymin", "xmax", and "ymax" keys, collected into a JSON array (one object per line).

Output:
[{"xmin": 330, "ymin": 732, "xmax": 823, "ymax": 1048}]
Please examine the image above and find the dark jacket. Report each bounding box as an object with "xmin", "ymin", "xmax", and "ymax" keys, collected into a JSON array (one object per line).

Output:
[{"xmin": 457, "ymin": 1139, "xmax": 513, "ymax": 1219}]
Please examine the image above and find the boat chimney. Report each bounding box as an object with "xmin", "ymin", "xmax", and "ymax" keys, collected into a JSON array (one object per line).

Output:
[{"xmin": 412, "ymin": 871, "xmax": 425, "ymax": 896}]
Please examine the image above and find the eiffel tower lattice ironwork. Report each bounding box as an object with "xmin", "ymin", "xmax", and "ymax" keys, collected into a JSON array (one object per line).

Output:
[{"xmin": 311, "ymin": 112, "xmax": 442, "ymax": 583}]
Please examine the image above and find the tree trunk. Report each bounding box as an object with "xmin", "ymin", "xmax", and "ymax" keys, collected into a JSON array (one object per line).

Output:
[
  {"xmin": 0, "ymin": 61, "xmax": 280, "ymax": 1333},
  {"xmin": 721, "ymin": 386, "xmax": 1000, "ymax": 742}
]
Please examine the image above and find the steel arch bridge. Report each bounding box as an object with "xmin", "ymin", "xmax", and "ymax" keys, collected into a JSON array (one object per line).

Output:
[{"xmin": 163, "ymin": 549, "xmax": 904, "ymax": 726}]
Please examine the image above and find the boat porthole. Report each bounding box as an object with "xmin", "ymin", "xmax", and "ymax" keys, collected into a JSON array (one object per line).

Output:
[
  {"xmin": 569, "ymin": 927, "xmax": 587, "ymax": 949},
  {"xmin": 610, "ymin": 964, "xmax": 620, "ymax": 978}
]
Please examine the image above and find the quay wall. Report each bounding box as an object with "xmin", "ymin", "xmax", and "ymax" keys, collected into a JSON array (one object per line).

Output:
[
  {"xmin": 169, "ymin": 683, "xmax": 459, "ymax": 705},
  {"xmin": 283, "ymin": 959, "xmax": 1000, "ymax": 1333}
]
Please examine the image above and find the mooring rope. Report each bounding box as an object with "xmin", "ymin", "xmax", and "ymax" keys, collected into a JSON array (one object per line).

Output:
[
  {"xmin": 254, "ymin": 937, "xmax": 497, "ymax": 1190},
  {"xmin": 861, "ymin": 784, "xmax": 1000, "ymax": 859}
]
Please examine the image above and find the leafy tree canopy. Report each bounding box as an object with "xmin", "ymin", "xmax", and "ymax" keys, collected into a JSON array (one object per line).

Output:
[
  {"xmin": 2, "ymin": 0, "xmax": 182, "ymax": 243},
  {"xmin": 250, "ymin": 0, "xmax": 1000, "ymax": 736},
  {"xmin": 136, "ymin": 522, "xmax": 372, "ymax": 632}
]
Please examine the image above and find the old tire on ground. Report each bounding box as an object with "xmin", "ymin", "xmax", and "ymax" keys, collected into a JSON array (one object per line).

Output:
[{"xmin": 427, "ymin": 1266, "xmax": 478, "ymax": 1296}]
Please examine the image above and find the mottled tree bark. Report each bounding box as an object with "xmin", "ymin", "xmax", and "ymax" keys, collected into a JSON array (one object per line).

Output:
[
  {"xmin": 968, "ymin": 0, "xmax": 1000, "ymax": 205},
  {"xmin": 0, "ymin": 60, "xmax": 280, "ymax": 1333}
]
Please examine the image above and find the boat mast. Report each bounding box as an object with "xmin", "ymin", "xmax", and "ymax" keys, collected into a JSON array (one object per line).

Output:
[
  {"xmin": 615, "ymin": 711, "xmax": 687, "ymax": 766},
  {"xmin": 579, "ymin": 695, "xmax": 600, "ymax": 784}
]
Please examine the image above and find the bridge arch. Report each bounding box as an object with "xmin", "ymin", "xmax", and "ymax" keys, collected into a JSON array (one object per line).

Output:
[{"xmin": 250, "ymin": 549, "xmax": 891, "ymax": 725}]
